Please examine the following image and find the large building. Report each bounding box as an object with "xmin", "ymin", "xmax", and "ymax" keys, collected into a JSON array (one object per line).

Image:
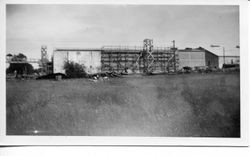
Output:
[
  {"xmin": 53, "ymin": 47, "xmax": 177, "ymax": 74},
  {"xmin": 53, "ymin": 39, "xmax": 178, "ymax": 74},
  {"xmin": 53, "ymin": 43, "xmax": 219, "ymax": 75},
  {"xmin": 177, "ymin": 47, "xmax": 219, "ymax": 69}
]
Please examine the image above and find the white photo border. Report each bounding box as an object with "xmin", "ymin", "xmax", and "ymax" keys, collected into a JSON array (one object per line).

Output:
[{"xmin": 0, "ymin": 0, "xmax": 248, "ymax": 146}]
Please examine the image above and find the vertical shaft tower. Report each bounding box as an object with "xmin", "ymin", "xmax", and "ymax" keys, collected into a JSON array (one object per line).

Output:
[
  {"xmin": 143, "ymin": 39, "xmax": 154, "ymax": 73},
  {"xmin": 41, "ymin": 45, "xmax": 48, "ymax": 74}
]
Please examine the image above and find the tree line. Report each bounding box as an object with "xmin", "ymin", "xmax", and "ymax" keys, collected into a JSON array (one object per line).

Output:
[{"xmin": 6, "ymin": 53, "xmax": 35, "ymax": 75}]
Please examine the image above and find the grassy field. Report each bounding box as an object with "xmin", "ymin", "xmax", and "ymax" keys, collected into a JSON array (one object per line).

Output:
[{"xmin": 6, "ymin": 73, "xmax": 240, "ymax": 137}]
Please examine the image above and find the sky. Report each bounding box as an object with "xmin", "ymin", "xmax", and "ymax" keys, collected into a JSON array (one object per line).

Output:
[{"xmin": 6, "ymin": 4, "xmax": 240, "ymax": 59}]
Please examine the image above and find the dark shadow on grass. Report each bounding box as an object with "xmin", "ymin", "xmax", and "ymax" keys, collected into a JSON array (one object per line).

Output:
[{"xmin": 181, "ymin": 75, "xmax": 240, "ymax": 137}]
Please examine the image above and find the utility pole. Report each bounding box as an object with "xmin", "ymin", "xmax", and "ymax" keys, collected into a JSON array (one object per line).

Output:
[
  {"xmin": 172, "ymin": 40, "xmax": 175, "ymax": 48},
  {"xmin": 223, "ymin": 47, "xmax": 225, "ymax": 65},
  {"xmin": 172, "ymin": 40, "xmax": 177, "ymax": 72}
]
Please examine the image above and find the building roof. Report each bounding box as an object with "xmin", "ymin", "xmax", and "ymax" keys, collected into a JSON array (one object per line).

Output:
[
  {"xmin": 54, "ymin": 46, "xmax": 173, "ymax": 53},
  {"xmin": 178, "ymin": 47, "xmax": 218, "ymax": 57},
  {"xmin": 54, "ymin": 48, "xmax": 102, "ymax": 51}
]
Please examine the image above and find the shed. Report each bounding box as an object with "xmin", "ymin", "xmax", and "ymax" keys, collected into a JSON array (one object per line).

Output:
[{"xmin": 218, "ymin": 56, "xmax": 240, "ymax": 68}]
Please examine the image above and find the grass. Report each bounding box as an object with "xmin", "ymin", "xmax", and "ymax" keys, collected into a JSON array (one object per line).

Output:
[{"xmin": 6, "ymin": 73, "xmax": 240, "ymax": 137}]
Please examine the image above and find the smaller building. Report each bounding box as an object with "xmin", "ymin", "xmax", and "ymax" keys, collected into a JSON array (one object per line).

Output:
[
  {"xmin": 177, "ymin": 47, "xmax": 219, "ymax": 70},
  {"xmin": 219, "ymin": 56, "xmax": 240, "ymax": 68}
]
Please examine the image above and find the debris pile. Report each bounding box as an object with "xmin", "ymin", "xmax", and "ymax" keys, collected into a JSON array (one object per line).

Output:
[
  {"xmin": 36, "ymin": 73, "xmax": 69, "ymax": 80},
  {"xmin": 88, "ymin": 72, "xmax": 122, "ymax": 82}
]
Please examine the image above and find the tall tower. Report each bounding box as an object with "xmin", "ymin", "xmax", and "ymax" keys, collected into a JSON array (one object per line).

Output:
[
  {"xmin": 171, "ymin": 40, "xmax": 178, "ymax": 72},
  {"xmin": 143, "ymin": 39, "xmax": 154, "ymax": 73},
  {"xmin": 41, "ymin": 45, "xmax": 48, "ymax": 62},
  {"xmin": 41, "ymin": 45, "xmax": 48, "ymax": 74}
]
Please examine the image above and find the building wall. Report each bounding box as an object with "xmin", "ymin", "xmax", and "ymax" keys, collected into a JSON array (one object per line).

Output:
[
  {"xmin": 178, "ymin": 50, "xmax": 205, "ymax": 69},
  {"xmin": 205, "ymin": 51, "xmax": 219, "ymax": 68},
  {"xmin": 53, "ymin": 50, "xmax": 101, "ymax": 74},
  {"xmin": 218, "ymin": 56, "xmax": 240, "ymax": 68},
  {"xmin": 53, "ymin": 51, "xmax": 68, "ymax": 74}
]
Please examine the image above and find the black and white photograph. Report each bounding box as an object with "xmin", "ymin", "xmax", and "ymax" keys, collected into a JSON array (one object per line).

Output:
[{"xmin": 0, "ymin": 0, "xmax": 248, "ymax": 146}]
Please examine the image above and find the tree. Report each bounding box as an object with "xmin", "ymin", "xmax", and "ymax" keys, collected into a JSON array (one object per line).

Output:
[
  {"xmin": 63, "ymin": 61, "xmax": 87, "ymax": 78},
  {"xmin": 6, "ymin": 53, "xmax": 35, "ymax": 77},
  {"xmin": 6, "ymin": 63, "xmax": 34, "ymax": 75},
  {"xmin": 11, "ymin": 53, "xmax": 27, "ymax": 61}
]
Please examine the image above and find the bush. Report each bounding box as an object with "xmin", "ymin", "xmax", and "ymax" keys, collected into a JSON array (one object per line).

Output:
[
  {"xmin": 183, "ymin": 66, "xmax": 192, "ymax": 73},
  {"xmin": 63, "ymin": 61, "xmax": 87, "ymax": 78},
  {"xmin": 6, "ymin": 63, "xmax": 34, "ymax": 75}
]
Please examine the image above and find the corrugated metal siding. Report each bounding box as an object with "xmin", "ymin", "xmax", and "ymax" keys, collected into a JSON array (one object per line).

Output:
[
  {"xmin": 53, "ymin": 51, "xmax": 68, "ymax": 74},
  {"xmin": 205, "ymin": 52, "xmax": 219, "ymax": 68},
  {"xmin": 76, "ymin": 51, "xmax": 101, "ymax": 74},
  {"xmin": 53, "ymin": 50, "xmax": 101, "ymax": 74},
  {"xmin": 178, "ymin": 51, "xmax": 205, "ymax": 69}
]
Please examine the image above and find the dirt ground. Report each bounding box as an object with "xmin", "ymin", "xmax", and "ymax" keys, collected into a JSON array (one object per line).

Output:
[{"xmin": 6, "ymin": 73, "xmax": 240, "ymax": 137}]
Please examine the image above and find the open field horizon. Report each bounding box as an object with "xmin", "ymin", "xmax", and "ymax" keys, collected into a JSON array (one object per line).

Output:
[{"xmin": 6, "ymin": 73, "xmax": 240, "ymax": 137}]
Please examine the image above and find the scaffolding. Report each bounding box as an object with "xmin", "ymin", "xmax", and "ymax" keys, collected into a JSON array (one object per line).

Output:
[{"xmin": 101, "ymin": 39, "xmax": 179, "ymax": 74}]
